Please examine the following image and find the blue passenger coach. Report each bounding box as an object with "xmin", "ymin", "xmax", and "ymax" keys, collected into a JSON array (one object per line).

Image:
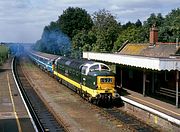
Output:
[{"xmin": 29, "ymin": 50, "xmax": 59, "ymax": 73}]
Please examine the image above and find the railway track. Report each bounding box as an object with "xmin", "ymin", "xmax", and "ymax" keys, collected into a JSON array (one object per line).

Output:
[
  {"xmin": 71, "ymin": 91, "xmax": 158, "ymax": 132},
  {"xmin": 13, "ymin": 56, "xmax": 67, "ymax": 132},
  {"xmin": 87, "ymin": 103, "xmax": 159, "ymax": 132},
  {"xmin": 103, "ymin": 107, "xmax": 157, "ymax": 132},
  {"xmin": 80, "ymin": 96, "xmax": 158, "ymax": 131}
]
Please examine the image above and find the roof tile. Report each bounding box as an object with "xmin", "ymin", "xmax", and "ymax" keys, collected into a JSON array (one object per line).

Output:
[{"xmin": 119, "ymin": 43, "xmax": 179, "ymax": 58}]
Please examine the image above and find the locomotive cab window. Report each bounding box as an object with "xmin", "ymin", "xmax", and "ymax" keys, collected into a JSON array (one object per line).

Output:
[
  {"xmin": 100, "ymin": 64, "xmax": 109, "ymax": 71},
  {"xmin": 89, "ymin": 65, "xmax": 99, "ymax": 72}
]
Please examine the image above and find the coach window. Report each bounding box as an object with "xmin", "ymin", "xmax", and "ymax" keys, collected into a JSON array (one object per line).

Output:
[{"xmin": 48, "ymin": 61, "xmax": 51, "ymax": 65}]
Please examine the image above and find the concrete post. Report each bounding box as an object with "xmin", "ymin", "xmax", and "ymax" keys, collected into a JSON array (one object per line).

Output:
[{"xmin": 152, "ymin": 72, "xmax": 155, "ymax": 94}]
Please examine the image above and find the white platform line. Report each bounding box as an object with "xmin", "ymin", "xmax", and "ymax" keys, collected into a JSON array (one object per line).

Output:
[
  {"xmin": 11, "ymin": 57, "xmax": 38, "ymax": 132},
  {"xmin": 121, "ymin": 96, "xmax": 180, "ymax": 126}
]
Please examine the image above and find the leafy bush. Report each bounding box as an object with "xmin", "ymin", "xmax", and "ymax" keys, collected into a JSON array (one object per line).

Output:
[{"xmin": 0, "ymin": 45, "xmax": 9, "ymax": 65}]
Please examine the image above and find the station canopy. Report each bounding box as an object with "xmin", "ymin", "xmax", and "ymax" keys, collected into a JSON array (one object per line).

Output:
[{"xmin": 83, "ymin": 52, "xmax": 180, "ymax": 71}]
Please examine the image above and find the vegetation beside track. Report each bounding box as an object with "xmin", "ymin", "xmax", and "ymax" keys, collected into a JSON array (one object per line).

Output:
[{"xmin": 0, "ymin": 45, "xmax": 9, "ymax": 65}]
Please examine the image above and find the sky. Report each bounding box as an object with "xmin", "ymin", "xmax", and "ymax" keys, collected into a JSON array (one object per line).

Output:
[{"xmin": 0, "ymin": 0, "xmax": 179, "ymax": 43}]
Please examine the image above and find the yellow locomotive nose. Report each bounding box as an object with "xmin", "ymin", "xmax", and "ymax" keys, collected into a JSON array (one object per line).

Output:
[
  {"xmin": 96, "ymin": 76, "xmax": 120, "ymax": 100},
  {"xmin": 96, "ymin": 76, "xmax": 115, "ymax": 96},
  {"xmin": 97, "ymin": 76, "xmax": 115, "ymax": 90}
]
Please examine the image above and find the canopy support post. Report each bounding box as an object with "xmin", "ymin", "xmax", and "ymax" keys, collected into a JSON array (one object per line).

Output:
[
  {"xmin": 143, "ymin": 69, "xmax": 146, "ymax": 96},
  {"xmin": 176, "ymin": 70, "xmax": 179, "ymax": 108}
]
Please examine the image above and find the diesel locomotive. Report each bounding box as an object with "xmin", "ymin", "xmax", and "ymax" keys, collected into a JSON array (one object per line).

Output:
[{"xmin": 28, "ymin": 50, "xmax": 120, "ymax": 104}]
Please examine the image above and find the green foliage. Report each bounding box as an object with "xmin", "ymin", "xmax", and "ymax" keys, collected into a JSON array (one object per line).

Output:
[
  {"xmin": 58, "ymin": 7, "xmax": 93, "ymax": 39},
  {"xmin": 113, "ymin": 26, "xmax": 145, "ymax": 51},
  {"xmin": 135, "ymin": 19, "xmax": 142, "ymax": 27},
  {"xmin": 71, "ymin": 30, "xmax": 97, "ymax": 58},
  {"xmin": 158, "ymin": 8, "xmax": 180, "ymax": 42},
  {"xmin": 72, "ymin": 30, "xmax": 88, "ymax": 49},
  {"xmin": 122, "ymin": 21, "xmax": 135, "ymax": 30},
  {"xmin": 0, "ymin": 45, "xmax": 9, "ymax": 65},
  {"xmin": 91, "ymin": 9, "xmax": 120, "ymax": 52},
  {"xmin": 142, "ymin": 13, "xmax": 164, "ymax": 42},
  {"xmin": 72, "ymin": 30, "xmax": 96, "ymax": 51},
  {"xmin": 71, "ymin": 9, "xmax": 120, "ymax": 55},
  {"xmin": 143, "ymin": 13, "xmax": 164, "ymax": 31}
]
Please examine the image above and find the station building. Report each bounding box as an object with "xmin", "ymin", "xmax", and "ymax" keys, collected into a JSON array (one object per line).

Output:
[{"xmin": 83, "ymin": 27, "xmax": 180, "ymax": 127}]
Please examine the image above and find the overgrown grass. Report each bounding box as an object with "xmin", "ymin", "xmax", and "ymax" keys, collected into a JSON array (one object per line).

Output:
[{"xmin": 0, "ymin": 45, "xmax": 9, "ymax": 65}]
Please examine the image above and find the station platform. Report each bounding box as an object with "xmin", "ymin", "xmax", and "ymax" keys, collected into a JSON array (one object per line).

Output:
[
  {"xmin": 121, "ymin": 88, "xmax": 180, "ymax": 127},
  {"xmin": 0, "ymin": 58, "xmax": 36, "ymax": 132}
]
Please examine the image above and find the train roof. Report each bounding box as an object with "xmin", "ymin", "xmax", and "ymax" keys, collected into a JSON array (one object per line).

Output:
[
  {"xmin": 29, "ymin": 50, "xmax": 59, "ymax": 61},
  {"xmin": 56, "ymin": 57, "xmax": 94, "ymax": 69},
  {"xmin": 29, "ymin": 50, "xmax": 110, "ymax": 72}
]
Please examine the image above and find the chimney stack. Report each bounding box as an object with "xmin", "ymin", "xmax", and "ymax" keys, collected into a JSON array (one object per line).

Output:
[{"xmin": 149, "ymin": 25, "xmax": 158, "ymax": 45}]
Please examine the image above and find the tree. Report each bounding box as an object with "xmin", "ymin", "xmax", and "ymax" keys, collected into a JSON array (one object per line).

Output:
[
  {"xmin": 156, "ymin": 13, "xmax": 164, "ymax": 27},
  {"xmin": 49, "ymin": 21, "xmax": 59, "ymax": 30},
  {"xmin": 91, "ymin": 9, "xmax": 120, "ymax": 52},
  {"xmin": 159, "ymin": 8, "xmax": 180, "ymax": 42},
  {"xmin": 72, "ymin": 30, "xmax": 88, "ymax": 49},
  {"xmin": 113, "ymin": 26, "xmax": 145, "ymax": 52},
  {"xmin": 144, "ymin": 13, "xmax": 157, "ymax": 28},
  {"xmin": 135, "ymin": 19, "xmax": 142, "ymax": 27},
  {"xmin": 122, "ymin": 21, "xmax": 135, "ymax": 30},
  {"xmin": 58, "ymin": 7, "xmax": 93, "ymax": 39},
  {"xmin": 141, "ymin": 13, "xmax": 164, "ymax": 42},
  {"xmin": 72, "ymin": 30, "xmax": 96, "ymax": 50}
]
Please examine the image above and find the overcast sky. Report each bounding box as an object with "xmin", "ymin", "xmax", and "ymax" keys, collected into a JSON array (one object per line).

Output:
[{"xmin": 0, "ymin": 0, "xmax": 179, "ymax": 43}]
